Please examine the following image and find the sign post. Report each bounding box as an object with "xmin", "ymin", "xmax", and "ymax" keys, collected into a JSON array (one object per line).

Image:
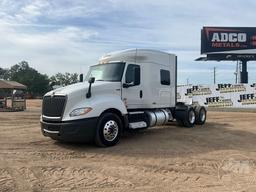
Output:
[{"xmin": 241, "ymin": 60, "xmax": 248, "ymax": 83}]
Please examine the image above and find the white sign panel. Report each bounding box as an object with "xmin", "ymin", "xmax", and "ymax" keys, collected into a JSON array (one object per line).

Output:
[{"xmin": 177, "ymin": 84, "xmax": 256, "ymax": 108}]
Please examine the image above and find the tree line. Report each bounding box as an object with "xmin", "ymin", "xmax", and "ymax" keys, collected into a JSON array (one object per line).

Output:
[{"xmin": 0, "ymin": 61, "xmax": 79, "ymax": 98}]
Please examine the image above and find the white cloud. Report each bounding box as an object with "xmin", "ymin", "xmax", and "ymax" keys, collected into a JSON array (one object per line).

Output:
[
  {"xmin": 0, "ymin": 23, "xmax": 103, "ymax": 75},
  {"xmin": 47, "ymin": 1, "xmax": 105, "ymax": 18},
  {"xmin": 0, "ymin": 0, "xmax": 256, "ymax": 83},
  {"xmin": 20, "ymin": 0, "xmax": 49, "ymax": 17},
  {"xmin": 0, "ymin": 0, "xmax": 49, "ymax": 24}
]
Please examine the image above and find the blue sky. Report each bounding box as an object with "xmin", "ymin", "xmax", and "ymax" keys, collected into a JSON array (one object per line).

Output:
[{"xmin": 0, "ymin": 0, "xmax": 256, "ymax": 84}]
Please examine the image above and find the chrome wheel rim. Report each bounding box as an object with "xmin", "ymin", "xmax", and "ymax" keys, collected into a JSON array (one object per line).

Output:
[
  {"xmin": 103, "ymin": 120, "xmax": 119, "ymax": 142},
  {"xmin": 189, "ymin": 110, "xmax": 196, "ymax": 124}
]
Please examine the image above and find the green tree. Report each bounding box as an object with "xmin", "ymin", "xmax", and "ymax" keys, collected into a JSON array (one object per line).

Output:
[
  {"xmin": 0, "ymin": 67, "xmax": 8, "ymax": 79},
  {"xmin": 8, "ymin": 61, "xmax": 50, "ymax": 97},
  {"xmin": 50, "ymin": 72, "xmax": 78, "ymax": 86}
]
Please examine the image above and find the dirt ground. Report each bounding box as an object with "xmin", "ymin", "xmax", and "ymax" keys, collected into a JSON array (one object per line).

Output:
[{"xmin": 1, "ymin": 100, "xmax": 256, "ymax": 192}]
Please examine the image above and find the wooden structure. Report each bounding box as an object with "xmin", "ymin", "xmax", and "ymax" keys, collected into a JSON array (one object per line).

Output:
[{"xmin": 0, "ymin": 80, "xmax": 27, "ymax": 112}]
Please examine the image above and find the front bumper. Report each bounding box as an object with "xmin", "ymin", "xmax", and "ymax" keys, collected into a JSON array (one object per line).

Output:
[{"xmin": 40, "ymin": 117, "xmax": 98, "ymax": 142}]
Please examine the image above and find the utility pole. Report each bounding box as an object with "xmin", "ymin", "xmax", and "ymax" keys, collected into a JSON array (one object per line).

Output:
[
  {"xmin": 213, "ymin": 67, "xmax": 216, "ymax": 84},
  {"xmin": 234, "ymin": 61, "xmax": 238, "ymax": 84},
  {"xmin": 186, "ymin": 78, "xmax": 189, "ymax": 85}
]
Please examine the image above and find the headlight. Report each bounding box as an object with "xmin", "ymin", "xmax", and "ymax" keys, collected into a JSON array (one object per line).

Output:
[{"xmin": 69, "ymin": 107, "xmax": 92, "ymax": 117}]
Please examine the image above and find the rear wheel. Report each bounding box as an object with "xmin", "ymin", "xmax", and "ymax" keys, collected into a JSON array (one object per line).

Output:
[
  {"xmin": 195, "ymin": 106, "xmax": 207, "ymax": 125},
  {"xmin": 175, "ymin": 106, "xmax": 196, "ymax": 128},
  {"xmin": 95, "ymin": 113, "xmax": 122, "ymax": 147},
  {"xmin": 176, "ymin": 118, "xmax": 184, "ymax": 126},
  {"xmin": 183, "ymin": 107, "xmax": 196, "ymax": 128}
]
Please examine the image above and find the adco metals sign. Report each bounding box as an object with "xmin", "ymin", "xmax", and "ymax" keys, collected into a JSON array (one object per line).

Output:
[{"xmin": 201, "ymin": 27, "xmax": 256, "ymax": 55}]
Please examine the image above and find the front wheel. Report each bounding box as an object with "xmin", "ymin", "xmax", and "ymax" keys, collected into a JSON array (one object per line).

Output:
[{"xmin": 95, "ymin": 113, "xmax": 122, "ymax": 147}]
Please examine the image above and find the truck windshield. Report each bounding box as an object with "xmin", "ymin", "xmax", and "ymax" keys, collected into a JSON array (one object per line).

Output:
[{"xmin": 85, "ymin": 62, "xmax": 125, "ymax": 82}]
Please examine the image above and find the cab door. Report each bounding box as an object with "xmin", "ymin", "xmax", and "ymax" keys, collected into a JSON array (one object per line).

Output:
[{"xmin": 121, "ymin": 64, "xmax": 143, "ymax": 109}]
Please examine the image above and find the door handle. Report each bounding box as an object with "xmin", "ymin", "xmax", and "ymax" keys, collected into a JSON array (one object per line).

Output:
[{"xmin": 140, "ymin": 90, "xmax": 143, "ymax": 98}]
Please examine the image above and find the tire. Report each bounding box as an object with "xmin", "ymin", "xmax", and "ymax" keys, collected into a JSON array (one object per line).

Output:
[
  {"xmin": 195, "ymin": 106, "xmax": 207, "ymax": 125},
  {"xmin": 182, "ymin": 107, "xmax": 196, "ymax": 128},
  {"xmin": 95, "ymin": 113, "xmax": 122, "ymax": 147},
  {"xmin": 175, "ymin": 106, "xmax": 196, "ymax": 128},
  {"xmin": 176, "ymin": 117, "xmax": 184, "ymax": 126},
  {"xmin": 49, "ymin": 137, "xmax": 58, "ymax": 141}
]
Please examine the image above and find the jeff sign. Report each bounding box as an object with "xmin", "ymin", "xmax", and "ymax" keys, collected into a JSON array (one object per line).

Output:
[{"xmin": 201, "ymin": 27, "xmax": 256, "ymax": 54}]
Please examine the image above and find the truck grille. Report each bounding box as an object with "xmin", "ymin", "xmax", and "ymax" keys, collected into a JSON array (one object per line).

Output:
[{"xmin": 42, "ymin": 95, "xmax": 67, "ymax": 118}]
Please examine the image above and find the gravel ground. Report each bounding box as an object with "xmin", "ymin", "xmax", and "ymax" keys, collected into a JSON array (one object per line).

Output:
[{"xmin": 0, "ymin": 100, "xmax": 256, "ymax": 191}]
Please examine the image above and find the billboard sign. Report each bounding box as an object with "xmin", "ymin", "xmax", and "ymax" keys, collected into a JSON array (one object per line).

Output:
[{"xmin": 201, "ymin": 27, "xmax": 256, "ymax": 55}]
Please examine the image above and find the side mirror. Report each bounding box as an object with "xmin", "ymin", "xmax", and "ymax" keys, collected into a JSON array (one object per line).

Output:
[
  {"xmin": 123, "ymin": 82, "xmax": 134, "ymax": 88},
  {"xmin": 79, "ymin": 74, "xmax": 83, "ymax": 82},
  {"xmin": 86, "ymin": 77, "xmax": 95, "ymax": 98},
  {"xmin": 88, "ymin": 77, "xmax": 95, "ymax": 84}
]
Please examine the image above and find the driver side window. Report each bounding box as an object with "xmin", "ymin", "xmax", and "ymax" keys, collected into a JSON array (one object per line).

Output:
[{"xmin": 125, "ymin": 64, "xmax": 140, "ymax": 86}]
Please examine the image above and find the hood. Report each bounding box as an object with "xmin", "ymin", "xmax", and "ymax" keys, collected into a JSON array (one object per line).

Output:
[{"xmin": 45, "ymin": 81, "xmax": 121, "ymax": 97}]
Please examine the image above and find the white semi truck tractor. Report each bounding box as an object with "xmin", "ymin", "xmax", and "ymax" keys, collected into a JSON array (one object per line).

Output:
[{"xmin": 40, "ymin": 49, "xmax": 207, "ymax": 147}]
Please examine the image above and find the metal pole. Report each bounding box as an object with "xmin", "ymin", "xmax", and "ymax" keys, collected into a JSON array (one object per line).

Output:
[
  {"xmin": 240, "ymin": 60, "xmax": 248, "ymax": 84},
  {"xmin": 235, "ymin": 61, "xmax": 238, "ymax": 84},
  {"xmin": 213, "ymin": 67, "xmax": 216, "ymax": 84}
]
